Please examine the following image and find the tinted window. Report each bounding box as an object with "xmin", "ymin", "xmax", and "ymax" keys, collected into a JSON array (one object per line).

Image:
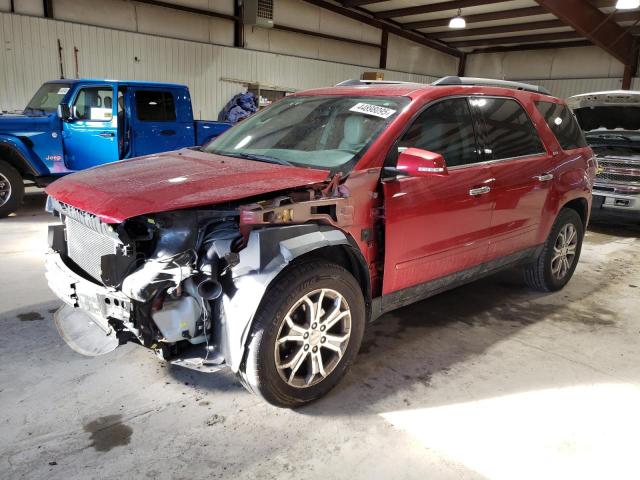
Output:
[
  {"xmin": 536, "ymin": 101, "xmax": 587, "ymax": 150},
  {"xmin": 473, "ymin": 97, "xmax": 544, "ymax": 160},
  {"xmin": 73, "ymin": 87, "xmax": 114, "ymax": 122},
  {"xmin": 136, "ymin": 90, "xmax": 176, "ymax": 121},
  {"xmin": 399, "ymin": 98, "xmax": 478, "ymax": 167}
]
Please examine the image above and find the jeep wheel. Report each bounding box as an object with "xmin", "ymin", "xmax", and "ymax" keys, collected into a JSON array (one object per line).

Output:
[
  {"xmin": 0, "ymin": 160, "xmax": 24, "ymax": 218},
  {"xmin": 239, "ymin": 261, "xmax": 365, "ymax": 408},
  {"xmin": 524, "ymin": 208, "xmax": 584, "ymax": 292}
]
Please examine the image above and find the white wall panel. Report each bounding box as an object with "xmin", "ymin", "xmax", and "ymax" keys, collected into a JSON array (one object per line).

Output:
[
  {"xmin": 386, "ymin": 33, "xmax": 458, "ymax": 77},
  {"xmin": 467, "ymin": 46, "xmax": 625, "ymax": 81},
  {"xmin": 0, "ymin": 12, "xmax": 437, "ymax": 118}
]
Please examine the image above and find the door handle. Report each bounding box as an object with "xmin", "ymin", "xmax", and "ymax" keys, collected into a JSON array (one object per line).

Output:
[
  {"xmin": 469, "ymin": 186, "xmax": 491, "ymax": 196},
  {"xmin": 535, "ymin": 173, "xmax": 554, "ymax": 182},
  {"xmin": 99, "ymin": 132, "xmax": 115, "ymax": 138},
  {"xmin": 160, "ymin": 129, "xmax": 176, "ymax": 136}
]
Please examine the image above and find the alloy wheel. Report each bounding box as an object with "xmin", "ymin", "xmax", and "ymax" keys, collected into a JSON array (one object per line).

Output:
[
  {"xmin": 0, "ymin": 172, "xmax": 11, "ymax": 208},
  {"xmin": 551, "ymin": 223, "xmax": 578, "ymax": 280},
  {"xmin": 274, "ymin": 288, "xmax": 351, "ymax": 388}
]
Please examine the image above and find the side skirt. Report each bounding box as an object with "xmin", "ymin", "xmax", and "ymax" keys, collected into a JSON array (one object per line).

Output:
[{"xmin": 371, "ymin": 245, "xmax": 543, "ymax": 321}]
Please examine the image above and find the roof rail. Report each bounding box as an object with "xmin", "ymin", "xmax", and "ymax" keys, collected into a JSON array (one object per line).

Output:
[
  {"xmin": 335, "ymin": 79, "xmax": 422, "ymax": 87},
  {"xmin": 432, "ymin": 76, "xmax": 551, "ymax": 95}
]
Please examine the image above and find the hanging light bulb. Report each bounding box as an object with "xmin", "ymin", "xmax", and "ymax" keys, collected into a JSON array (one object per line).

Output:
[
  {"xmin": 616, "ymin": 0, "xmax": 640, "ymax": 9},
  {"xmin": 449, "ymin": 9, "xmax": 466, "ymax": 29}
]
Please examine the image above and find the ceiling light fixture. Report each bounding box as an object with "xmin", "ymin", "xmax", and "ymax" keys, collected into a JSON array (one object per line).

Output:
[
  {"xmin": 449, "ymin": 9, "xmax": 466, "ymax": 29},
  {"xmin": 616, "ymin": 0, "xmax": 640, "ymax": 9}
]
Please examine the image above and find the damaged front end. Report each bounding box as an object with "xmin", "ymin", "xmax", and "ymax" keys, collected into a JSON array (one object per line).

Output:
[{"xmin": 45, "ymin": 188, "xmax": 357, "ymax": 373}]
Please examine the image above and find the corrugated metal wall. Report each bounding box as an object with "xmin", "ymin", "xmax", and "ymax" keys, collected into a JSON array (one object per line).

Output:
[
  {"xmin": 520, "ymin": 78, "xmax": 632, "ymax": 99},
  {"xmin": 0, "ymin": 12, "xmax": 437, "ymax": 118}
]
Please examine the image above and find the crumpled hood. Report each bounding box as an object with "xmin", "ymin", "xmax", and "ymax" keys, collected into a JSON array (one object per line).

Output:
[{"xmin": 46, "ymin": 149, "xmax": 330, "ymax": 223}]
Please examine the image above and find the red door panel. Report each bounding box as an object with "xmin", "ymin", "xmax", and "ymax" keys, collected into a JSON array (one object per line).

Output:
[
  {"xmin": 382, "ymin": 165, "xmax": 494, "ymax": 295},
  {"xmin": 487, "ymin": 154, "xmax": 554, "ymax": 260}
]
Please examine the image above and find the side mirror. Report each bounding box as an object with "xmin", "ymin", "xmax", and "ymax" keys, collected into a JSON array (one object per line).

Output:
[
  {"xmin": 391, "ymin": 148, "xmax": 448, "ymax": 177},
  {"xmin": 57, "ymin": 104, "xmax": 72, "ymax": 121}
]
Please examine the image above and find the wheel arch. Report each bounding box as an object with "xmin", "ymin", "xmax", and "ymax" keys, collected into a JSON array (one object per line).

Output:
[
  {"xmin": 219, "ymin": 224, "xmax": 370, "ymax": 373},
  {"xmin": 561, "ymin": 196, "xmax": 589, "ymax": 228},
  {"xmin": 0, "ymin": 137, "xmax": 42, "ymax": 178}
]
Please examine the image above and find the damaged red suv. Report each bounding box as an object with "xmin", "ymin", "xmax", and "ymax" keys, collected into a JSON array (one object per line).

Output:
[{"xmin": 45, "ymin": 77, "xmax": 596, "ymax": 407}]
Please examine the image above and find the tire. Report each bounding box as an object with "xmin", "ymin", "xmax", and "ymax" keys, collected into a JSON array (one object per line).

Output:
[
  {"xmin": 0, "ymin": 160, "xmax": 24, "ymax": 218},
  {"xmin": 524, "ymin": 208, "xmax": 584, "ymax": 292},
  {"xmin": 238, "ymin": 260, "xmax": 366, "ymax": 408}
]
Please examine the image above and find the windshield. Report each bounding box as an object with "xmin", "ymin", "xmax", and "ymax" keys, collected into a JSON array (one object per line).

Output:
[
  {"xmin": 204, "ymin": 95, "xmax": 408, "ymax": 173},
  {"xmin": 574, "ymin": 106, "xmax": 640, "ymax": 133},
  {"xmin": 25, "ymin": 82, "xmax": 72, "ymax": 114}
]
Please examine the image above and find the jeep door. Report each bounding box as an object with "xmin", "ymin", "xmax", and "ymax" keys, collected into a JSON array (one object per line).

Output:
[
  {"xmin": 129, "ymin": 88, "xmax": 194, "ymax": 156},
  {"xmin": 470, "ymin": 97, "xmax": 553, "ymax": 260},
  {"xmin": 63, "ymin": 84, "xmax": 119, "ymax": 170},
  {"xmin": 382, "ymin": 97, "xmax": 494, "ymax": 296}
]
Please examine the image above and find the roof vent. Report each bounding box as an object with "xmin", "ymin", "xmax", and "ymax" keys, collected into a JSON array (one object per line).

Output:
[{"xmin": 243, "ymin": 0, "xmax": 274, "ymax": 28}]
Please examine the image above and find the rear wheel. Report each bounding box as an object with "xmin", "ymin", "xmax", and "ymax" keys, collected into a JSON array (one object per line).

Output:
[
  {"xmin": 0, "ymin": 160, "xmax": 24, "ymax": 218},
  {"xmin": 524, "ymin": 208, "xmax": 584, "ymax": 292},
  {"xmin": 239, "ymin": 261, "xmax": 365, "ymax": 408}
]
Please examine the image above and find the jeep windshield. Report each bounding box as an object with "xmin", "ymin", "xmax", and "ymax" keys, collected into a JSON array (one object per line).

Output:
[
  {"xmin": 204, "ymin": 95, "xmax": 408, "ymax": 173},
  {"xmin": 24, "ymin": 82, "xmax": 72, "ymax": 115}
]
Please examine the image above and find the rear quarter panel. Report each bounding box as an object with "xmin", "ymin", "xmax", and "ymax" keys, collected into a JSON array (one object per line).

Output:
[{"xmin": 194, "ymin": 120, "xmax": 232, "ymax": 146}]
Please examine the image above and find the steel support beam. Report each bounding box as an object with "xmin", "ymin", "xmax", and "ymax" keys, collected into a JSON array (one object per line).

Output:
[
  {"xmin": 403, "ymin": 7, "xmax": 547, "ymax": 30},
  {"xmin": 436, "ymin": 19, "xmax": 565, "ymax": 39},
  {"xmin": 450, "ymin": 31, "xmax": 581, "ymax": 48},
  {"xmin": 471, "ymin": 40, "xmax": 592, "ymax": 54},
  {"xmin": 302, "ymin": 0, "xmax": 461, "ymax": 57},
  {"xmin": 535, "ymin": 0, "xmax": 636, "ymax": 65},
  {"xmin": 376, "ymin": 0, "xmax": 512, "ymax": 19},
  {"xmin": 379, "ymin": 29, "xmax": 388, "ymax": 69}
]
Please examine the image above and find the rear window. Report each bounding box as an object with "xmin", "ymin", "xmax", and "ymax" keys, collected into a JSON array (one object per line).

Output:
[
  {"xmin": 135, "ymin": 90, "xmax": 176, "ymax": 122},
  {"xmin": 472, "ymin": 97, "xmax": 544, "ymax": 160},
  {"xmin": 536, "ymin": 101, "xmax": 587, "ymax": 150}
]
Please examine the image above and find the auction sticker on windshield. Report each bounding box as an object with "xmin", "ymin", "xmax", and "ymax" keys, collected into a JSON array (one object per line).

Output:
[{"xmin": 349, "ymin": 103, "xmax": 396, "ymax": 119}]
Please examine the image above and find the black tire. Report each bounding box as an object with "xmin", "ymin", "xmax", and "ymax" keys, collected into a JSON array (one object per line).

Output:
[
  {"xmin": 524, "ymin": 208, "xmax": 584, "ymax": 292},
  {"xmin": 238, "ymin": 260, "xmax": 366, "ymax": 408},
  {"xmin": 0, "ymin": 160, "xmax": 24, "ymax": 218}
]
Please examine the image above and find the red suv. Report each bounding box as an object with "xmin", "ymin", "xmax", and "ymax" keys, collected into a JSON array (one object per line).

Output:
[{"xmin": 45, "ymin": 76, "xmax": 596, "ymax": 407}]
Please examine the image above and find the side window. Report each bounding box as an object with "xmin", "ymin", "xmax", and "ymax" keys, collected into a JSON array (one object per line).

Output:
[
  {"xmin": 399, "ymin": 98, "xmax": 478, "ymax": 167},
  {"xmin": 73, "ymin": 87, "xmax": 113, "ymax": 122},
  {"xmin": 473, "ymin": 97, "xmax": 544, "ymax": 160},
  {"xmin": 535, "ymin": 101, "xmax": 588, "ymax": 150},
  {"xmin": 135, "ymin": 90, "xmax": 176, "ymax": 122}
]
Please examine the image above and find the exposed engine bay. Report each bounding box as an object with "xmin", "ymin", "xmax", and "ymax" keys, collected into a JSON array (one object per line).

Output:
[{"xmin": 45, "ymin": 185, "xmax": 358, "ymax": 373}]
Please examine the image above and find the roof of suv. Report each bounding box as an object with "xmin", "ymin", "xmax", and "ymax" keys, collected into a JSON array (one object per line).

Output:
[{"xmin": 295, "ymin": 77, "xmax": 558, "ymax": 102}]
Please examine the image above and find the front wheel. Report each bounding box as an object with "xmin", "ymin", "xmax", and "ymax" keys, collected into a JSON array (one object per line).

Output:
[
  {"xmin": 524, "ymin": 208, "xmax": 584, "ymax": 292},
  {"xmin": 238, "ymin": 261, "xmax": 365, "ymax": 408},
  {"xmin": 0, "ymin": 160, "xmax": 24, "ymax": 218}
]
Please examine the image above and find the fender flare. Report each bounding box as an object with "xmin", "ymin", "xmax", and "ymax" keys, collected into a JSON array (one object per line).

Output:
[
  {"xmin": 219, "ymin": 224, "xmax": 365, "ymax": 372},
  {"xmin": 0, "ymin": 136, "xmax": 47, "ymax": 177}
]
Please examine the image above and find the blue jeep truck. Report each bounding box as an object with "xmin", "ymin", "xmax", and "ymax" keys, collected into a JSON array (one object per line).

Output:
[{"xmin": 0, "ymin": 79, "xmax": 231, "ymax": 217}]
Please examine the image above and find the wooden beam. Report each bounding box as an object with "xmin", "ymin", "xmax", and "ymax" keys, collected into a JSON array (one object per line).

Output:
[
  {"xmin": 376, "ymin": 0, "xmax": 512, "ymax": 19},
  {"xmin": 273, "ymin": 24, "xmax": 381, "ymax": 48},
  {"xmin": 403, "ymin": 6, "xmax": 547, "ymax": 30},
  {"xmin": 535, "ymin": 0, "xmax": 635, "ymax": 65},
  {"xmin": 450, "ymin": 31, "xmax": 582, "ymax": 48},
  {"xmin": 471, "ymin": 40, "xmax": 593, "ymax": 54},
  {"xmin": 379, "ymin": 29, "xmax": 388, "ymax": 69},
  {"xmin": 301, "ymin": 0, "xmax": 461, "ymax": 57},
  {"xmin": 436, "ymin": 19, "xmax": 566, "ymax": 39}
]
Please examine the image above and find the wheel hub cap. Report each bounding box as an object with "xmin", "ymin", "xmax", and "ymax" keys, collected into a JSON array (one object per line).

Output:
[{"xmin": 274, "ymin": 288, "xmax": 352, "ymax": 388}]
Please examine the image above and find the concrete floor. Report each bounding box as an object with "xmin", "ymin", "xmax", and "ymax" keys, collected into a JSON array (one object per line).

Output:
[{"xmin": 1, "ymin": 190, "xmax": 639, "ymax": 480}]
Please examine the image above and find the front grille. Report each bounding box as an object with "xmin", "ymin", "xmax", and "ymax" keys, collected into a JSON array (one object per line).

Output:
[
  {"xmin": 65, "ymin": 217, "xmax": 120, "ymax": 281},
  {"xmin": 597, "ymin": 172, "xmax": 640, "ymax": 183}
]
